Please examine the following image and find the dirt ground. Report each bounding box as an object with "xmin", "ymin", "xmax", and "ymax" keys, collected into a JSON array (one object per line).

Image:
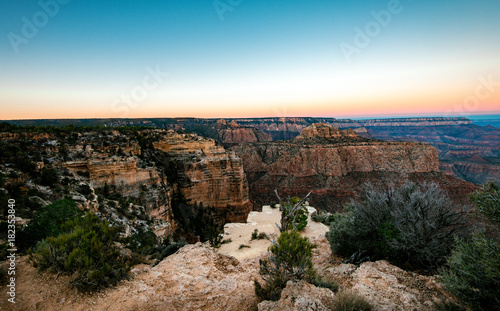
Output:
[{"xmin": 218, "ymin": 205, "xmax": 329, "ymax": 259}]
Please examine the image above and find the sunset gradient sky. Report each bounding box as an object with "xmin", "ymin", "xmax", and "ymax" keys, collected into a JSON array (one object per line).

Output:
[{"xmin": 1, "ymin": 0, "xmax": 499, "ymax": 120}]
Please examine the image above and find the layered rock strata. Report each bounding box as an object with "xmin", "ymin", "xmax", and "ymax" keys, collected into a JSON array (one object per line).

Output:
[
  {"xmin": 232, "ymin": 123, "xmax": 476, "ymax": 211},
  {"xmin": 153, "ymin": 131, "xmax": 252, "ymax": 224}
]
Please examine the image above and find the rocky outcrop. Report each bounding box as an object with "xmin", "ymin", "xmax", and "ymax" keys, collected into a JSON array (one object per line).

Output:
[
  {"xmin": 0, "ymin": 223, "xmax": 463, "ymax": 311},
  {"xmin": 258, "ymin": 280, "xmax": 335, "ymax": 311},
  {"xmin": 232, "ymin": 123, "xmax": 476, "ymax": 211},
  {"xmin": 8, "ymin": 116, "xmax": 497, "ymax": 184},
  {"xmin": 440, "ymin": 158, "xmax": 500, "ymax": 185},
  {"xmin": 153, "ymin": 131, "xmax": 252, "ymax": 224},
  {"xmin": 0, "ymin": 128, "xmax": 252, "ymax": 238},
  {"xmin": 218, "ymin": 126, "xmax": 272, "ymax": 147},
  {"xmin": 295, "ymin": 123, "xmax": 357, "ymax": 140},
  {"xmin": 64, "ymin": 157, "xmax": 162, "ymax": 197}
]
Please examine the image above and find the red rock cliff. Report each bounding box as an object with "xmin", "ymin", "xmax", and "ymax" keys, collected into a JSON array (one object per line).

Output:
[{"xmin": 232, "ymin": 123, "xmax": 476, "ymax": 211}]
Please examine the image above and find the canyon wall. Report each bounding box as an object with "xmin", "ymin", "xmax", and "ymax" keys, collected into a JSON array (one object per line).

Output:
[
  {"xmin": 152, "ymin": 130, "xmax": 252, "ymax": 224},
  {"xmin": 232, "ymin": 123, "xmax": 476, "ymax": 211}
]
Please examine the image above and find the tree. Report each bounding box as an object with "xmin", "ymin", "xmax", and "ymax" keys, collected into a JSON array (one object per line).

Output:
[
  {"xmin": 18, "ymin": 198, "xmax": 82, "ymax": 251},
  {"xmin": 274, "ymin": 190, "xmax": 311, "ymax": 232},
  {"xmin": 255, "ymin": 230, "xmax": 316, "ymax": 301}
]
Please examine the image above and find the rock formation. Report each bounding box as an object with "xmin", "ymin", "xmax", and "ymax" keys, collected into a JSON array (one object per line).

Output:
[
  {"xmin": 0, "ymin": 128, "xmax": 252, "ymax": 238},
  {"xmin": 7, "ymin": 116, "xmax": 498, "ymax": 185},
  {"xmin": 1, "ymin": 236, "xmax": 462, "ymax": 311},
  {"xmin": 258, "ymin": 280, "xmax": 335, "ymax": 311},
  {"xmin": 152, "ymin": 130, "xmax": 252, "ymax": 224},
  {"xmin": 232, "ymin": 123, "xmax": 477, "ymax": 211}
]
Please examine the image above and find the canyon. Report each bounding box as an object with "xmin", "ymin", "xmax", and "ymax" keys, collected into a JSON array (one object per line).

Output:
[
  {"xmin": 0, "ymin": 128, "xmax": 251, "ymax": 239},
  {"xmin": 232, "ymin": 123, "xmax": 477, "ymax": 211},
  {"xmin": 0, "ymin": 120, "xmax": 487, "ymax": 310},
  {"xmin": 9, "ymin": 116, "xmax": 496, "ymax": 186}
]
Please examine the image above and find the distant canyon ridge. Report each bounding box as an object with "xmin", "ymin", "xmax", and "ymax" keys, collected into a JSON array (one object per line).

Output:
[{"xmin": 7, "ymin": 116, "xmax": 499, "ymax": 186}]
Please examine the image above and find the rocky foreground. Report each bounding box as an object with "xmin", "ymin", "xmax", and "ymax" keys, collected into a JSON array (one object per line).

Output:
[{"xmin": 0, "ymin": 236, "xmax": 460, "ymax": 311}]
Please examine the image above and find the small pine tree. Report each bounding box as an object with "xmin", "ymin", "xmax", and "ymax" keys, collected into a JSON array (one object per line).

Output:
[
  {"xmin": 31, "ymin": 212, "xmax": 129, "ymax": 292},
  {"xmin": 255, "ymin": 230, "xmax": 316, "ymax": 301}
]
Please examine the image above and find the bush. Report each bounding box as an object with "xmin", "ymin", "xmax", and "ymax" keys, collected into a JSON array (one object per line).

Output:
[
  {"xmin": 18, "ymin": 198, "xmax": 82, "ymax": 251},
  {"xmin": 440, "ymin": 231, "xmax": 500, "ymax": 310},
  {"xmin": 39, "ymin": 167, "xmax": 58, "ymax": 187},
  {"xmin": 239, "ymin": 244, "xmax": 250, "ymax": 249},
  {"xmin": 471, "ymin": 182, "xmax": 500, "ymax": 224},
  {"xmin": 203, "ymin": 224, "xmax": 223, "ymax": 248},
  {"xmin": 254, "ymin": 271, "xmax": 289, "ymax": 302},
  {"xmin": 311, "ymin": 211, "xmax": 335, "ymax": 225},
  {"xmin": 150, "ymin": 239, "xmax": 187, "ymax": 264},
  {"xmin": 329, "ymin": 290, "xmax": 373, "ymax": 311},
  {"xmin": 251, "ymin": 229, "xmax": 268, "ymax": 241},
  {"xmin": 440, "ymin": 184, "xmax": 500, "ymax": 310},
  {"xmin": 326, "ymin": 181, "xmax": 467, "ymax": 269},
  {"xmin": 126, "ymin": 228, "xmax": 157, "ymax": 254},
  {"xmin": 277, "ymin": 194, "xmax": 310, "ymax": 231},
  {"xmin": 31, "ymin": 212, "xmax": 129, "ymax": 292},
  {"xmin": 254, "ymin": 230, "xmax": 316, "ymax": 301}
]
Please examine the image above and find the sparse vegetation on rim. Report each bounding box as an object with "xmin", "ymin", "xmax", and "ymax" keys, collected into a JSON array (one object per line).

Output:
[{"xmin": 326, "ymin": 181, "xmax": 469, "ymax": 269}]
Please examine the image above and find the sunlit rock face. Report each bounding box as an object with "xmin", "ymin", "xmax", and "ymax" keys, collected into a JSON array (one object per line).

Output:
[{"xmin": 153, "ymin": 131, "xmax": 252, "ymax": 224}]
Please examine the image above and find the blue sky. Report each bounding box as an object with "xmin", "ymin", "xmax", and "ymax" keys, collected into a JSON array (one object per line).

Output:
[{"xmin": 1, "ymin": 0, "xmax": 499, "ymax": 119}]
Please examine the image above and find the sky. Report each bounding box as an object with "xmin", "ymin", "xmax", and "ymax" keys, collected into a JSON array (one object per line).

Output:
[{"xmin": 1, "ymin": 0, "xmax": 499, "ymax": 120}]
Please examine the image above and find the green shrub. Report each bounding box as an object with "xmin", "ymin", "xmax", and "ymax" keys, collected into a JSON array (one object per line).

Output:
[
  {"xmin": 311, "ymin": 212, "xmax": 335, "ymax": 225},
  {"xmin": 254, "ymin": 271, "xmax": 289, "ymax": 302},
  {"xmin": 330, "ymin": 290, "xmax": 373, "ymax": 311},
  {"xmin": 326, "ymin": 182, "xmax": 467, "ymax": 269},
  {"xmin": 471, "ymin": 182, "xmax": 500, "ymax": 224},
  {"xmin": 31, "ymin": 212, "xmax": 128, "ymax": 292},
  {"xmin": 440, "ymin": 231, "xmax": 500, "ymax": 310},
  {"xmin": 126, "ymin": 228, "xmax": 157, "ymax": 254},
  {"xmin": 439, "ymin": 181, "xmax": 500, "ymax": 310},
  {"xmin": 251, "ymin": 229, "xmax": 268, "ymax": 241},
  {"xmin": 239, "ymin": 244, "xmax": 250, "ymax": 249},
  {"xmin": 203, "ymin": 224, "xmax": 223, "ymax": 248},
  {"xmin": 280, "ymin": 196, "xmax": 309, "ymax": 231},
  {"xmin": 18, "ymin": 198, "xmax": 82, "ymax": 251},
  {"xmin": 255, "ymin": 230, "xmax": 316, "ymax": 301},
  {"xmin": 39, "ymin": 167, "xmax": 58, "ymax": 187},
  {"xmin": 77, "ymin": 184, "xmax": 93, "ymax": 196}
]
